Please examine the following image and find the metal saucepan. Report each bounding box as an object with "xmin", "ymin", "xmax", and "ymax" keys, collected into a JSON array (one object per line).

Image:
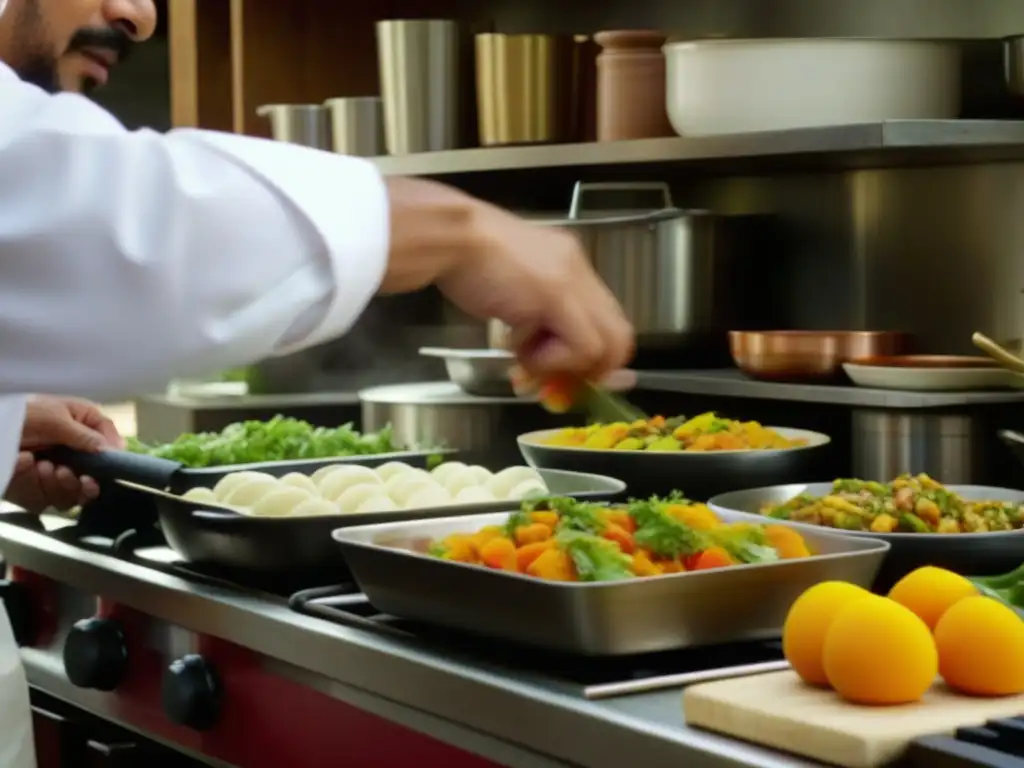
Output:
[
  {"xmin": 118, "ymin": 468, "xmax": 627, "ymax": 573},
  {"xmin": 708, "ymin": 483, "xmax": 1024, "ymax": 590},
  {"xmin": 536, "ymin": 181, "xmax": 723, "ymax": 348},
  {"xmin": 35, "ymin": 446, "xmax": 453, "ymax": 496},
  {"xmin": 517, "ymin": 427, "xmax": 831, "ymax": 500}
]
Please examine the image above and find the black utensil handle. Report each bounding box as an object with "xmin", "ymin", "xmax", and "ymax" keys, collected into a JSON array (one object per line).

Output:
[{"xmin": 33, "ymin": 448, "xmax": 181, "ymax": 489}]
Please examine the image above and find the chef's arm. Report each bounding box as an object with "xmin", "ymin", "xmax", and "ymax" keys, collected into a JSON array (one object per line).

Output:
[{"xmin": 0, "ymin": 71, "xmax": 472, "ymax": 400}]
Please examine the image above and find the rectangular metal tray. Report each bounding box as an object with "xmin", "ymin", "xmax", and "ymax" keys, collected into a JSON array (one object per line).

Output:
[{"xmin": 332, "ymin": 510, "xmax": 889, "ymax": 655}]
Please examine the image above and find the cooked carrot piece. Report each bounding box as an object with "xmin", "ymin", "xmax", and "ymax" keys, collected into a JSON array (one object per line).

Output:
[
  {"xmin": 601, "ymin": 523, "xmax": 635, "ymax": 554},
  {"xmin": 527, "ymin": 549, "xmax": 576, "ymax": 581},
  {"xmin": 514, "ymin": 522, "xmax": 553, "ymax": 546},
  {"xmin": 479, "ymin": 537, "xmax": 517, "ymax": 571},
  {"xmin": 630, "ymin": 550, "xmax": 662, "ymax": 577},
  {"xmin": 603, "ymin": 510, "xmax": 637, "ymax": 534},
  {"xmin": 689, "ymin": 547, "xmax": 735, "ymax": 571},
  {"xmin": 515, "ymin": 540, "xmax": 556, "ymax": 572},
  {"xmin": 529, "ymin": 511, "xmax": 559, "ymax": 528},
  {"xmin": 763, "ymin": 525, "xmax": 812, "ymax": 559},
  {"xmin": 468, "ymin": 525, "xmax": 504, "ymax": 553}
]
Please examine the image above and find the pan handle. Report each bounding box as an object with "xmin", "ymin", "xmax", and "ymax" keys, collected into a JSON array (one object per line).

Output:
[{"xmin": 33, "ymin": 447, "xmax": 182, "ymax": 490}]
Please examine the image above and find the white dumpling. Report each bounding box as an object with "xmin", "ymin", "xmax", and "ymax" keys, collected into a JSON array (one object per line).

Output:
[
  {"xmin": 250, "ymin": 487, "xmax": 312, "ymax": 518},
  {"xmin": 182, "ymin": 487, "xmax": 218, "ymax": 504},
  {"xmin": 291, "ymin": 498, "xmax": 341, "ymax": 517},
  {"xmin": 278, "ymin": 472, "xmax": 319, "ymax": 496},
  {"xmin": 454, "ymin": 485, "xmax": 496, "ymax": 505},
  {"xmin": 508, "ymin": 479, "xmax": 549, "ymax": 501},
  {"xmin": 310, "ymin": 464, "xmax": 346, "ymax": 485},
  {"xmin": 486, "ymin": 466, "xmax": 544, "ymax": 499},
  {"xmin": 224, "ymin": 478, "xmax": 281, "ymax": 507},
  {"xmin": 430, "ymin": 462, "xmax": 467, "ymax": 484},
  {"xmin": 336, "ymin": 484, "xmax": 393, "ymax": 514},
  {"xmin": 354, "ymin": 495, "xmax": 399, "ymax": 514},
  {"xmin": 213, "ymin": 471, "xmax": 276, "ymax": 501},
  {"xmin": 443, "ymin": 467, "xmax": 486, "ymax": 497},
  {"xmin": 464, "ymin": 465, "xmax": 493, "ymax": 484},
  {"xmin": 404, "ymin": 485, "xmax": 453, "ymax": 510},
  {"xmin": 319, "ymin": 466, "xmax": 383, "ymax": 501},
  {"xmin": 374, "ymin": 461, "xmax": 414, "ymax": 482},
  {"xmin": 388, "ymin": 476, "xmax": 441, "ymax": 506}
]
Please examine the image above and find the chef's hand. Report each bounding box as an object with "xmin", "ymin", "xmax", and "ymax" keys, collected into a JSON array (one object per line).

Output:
[
  {"xmin": 8, "ymin": 396, "xmax": 124, "ymax": 513},
  {"xmin": 384, "ymin": 178, "xmax": 635, "ymax": 381}
]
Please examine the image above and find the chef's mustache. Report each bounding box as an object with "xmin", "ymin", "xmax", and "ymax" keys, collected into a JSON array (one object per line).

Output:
[{"xmin": 66, "ymin": 27, "xmax": 134, "ymax": 65}]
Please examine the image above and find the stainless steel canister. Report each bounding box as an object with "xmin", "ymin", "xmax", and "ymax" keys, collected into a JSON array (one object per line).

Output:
[
  {"xmin": 323, "ymin": 97, "xmax": 385, "ymax": 156},
  {"xmin": 546, "ymin": 181, "xmax": 722, "ymax": 347},
  {"xmin": 376, "ymin": 19, "xmax": 461, "ymax": 154},
  {"xmin": 256, "ymin": 104, "xmax": 330, "ymax": 149}
]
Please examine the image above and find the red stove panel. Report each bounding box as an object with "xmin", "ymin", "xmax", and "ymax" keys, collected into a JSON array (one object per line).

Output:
[{"xmin": 46, "ymin": 593, "xmax": 501, "ymax": 768}]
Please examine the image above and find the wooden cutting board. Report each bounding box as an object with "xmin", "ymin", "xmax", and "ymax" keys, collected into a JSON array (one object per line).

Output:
[{"xmin": 684, "ymin": 670, "xmax": 1024, "ymax": 768}]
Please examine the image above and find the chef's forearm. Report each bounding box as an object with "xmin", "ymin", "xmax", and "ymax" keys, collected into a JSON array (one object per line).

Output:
[{"xmin": 380, "ymin": 177, "xmax": 480, "ymax": 295}]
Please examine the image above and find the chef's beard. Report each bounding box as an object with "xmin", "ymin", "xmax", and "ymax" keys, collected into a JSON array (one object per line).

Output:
[{"xmin": 10, "ymin": 7, "xmax": 133, "ymax": 94}]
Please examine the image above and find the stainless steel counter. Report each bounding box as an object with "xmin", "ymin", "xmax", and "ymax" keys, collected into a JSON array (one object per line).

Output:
[
  {"xmin": 638, "ymin": 369, "xmax": 1024, "ymax": 409},
  {"xmin": 0, "ymin": 521, "xmax": 817, "ymax": 768},
  {"xmin": 372, "ymin": 121, "xmax": 1024, "ymax": 177}
]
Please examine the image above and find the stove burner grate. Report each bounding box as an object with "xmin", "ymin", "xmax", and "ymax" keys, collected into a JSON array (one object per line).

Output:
[{"xmin": 288, "ymin": 584, "xmax": 786, "ymax": 695}]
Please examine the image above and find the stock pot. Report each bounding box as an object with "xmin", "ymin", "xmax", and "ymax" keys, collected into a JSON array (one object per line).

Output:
[{"xmin": 491, "ymin": 181, "xmax": 725, "ymax": 351}]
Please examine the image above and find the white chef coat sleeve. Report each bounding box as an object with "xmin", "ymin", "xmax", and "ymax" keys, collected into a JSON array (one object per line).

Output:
[{"xmin": 0, "ymin": 65, "xmax": 389, "ymax": 400}]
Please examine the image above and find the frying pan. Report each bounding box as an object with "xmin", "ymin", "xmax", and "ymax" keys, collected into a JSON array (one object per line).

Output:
[
  {"xmin": 36, "ymin": 446, "xmax": 453, "ymax": 541},
  {"xmin": 114, "ymin": 468, "xmax": 627, "ymax": 573},
  {"xmin": 517, "ymin": 427, "xmax": 832, "ymax": 500},
  {"xmin": 35, "ymin": 446, "xmax": 453, "ymax": 494}
]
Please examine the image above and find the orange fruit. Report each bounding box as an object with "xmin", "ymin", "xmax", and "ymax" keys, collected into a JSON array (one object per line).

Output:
[
  {"xmin": 782, "ymin": 581, "xmax": 872, "ymax": 686},
  {"xmin": 823, "ymin": 595, "xmax": 937, "ymax": 705},
  {"xmin": 888, "ymin": 566, "xmax": 978, "ymax": 630},
  {"xmin": 934, "ymin": 596, "xmax": 1024, "ymax": 696}
]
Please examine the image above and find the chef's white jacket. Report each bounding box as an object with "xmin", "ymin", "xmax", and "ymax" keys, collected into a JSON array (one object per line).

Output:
[{"xmin": 0, "ymin": 60, "xmax": 391, "ymax": 766}]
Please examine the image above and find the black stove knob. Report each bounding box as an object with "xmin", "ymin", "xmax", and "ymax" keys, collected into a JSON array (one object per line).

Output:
[
  {"xmin": 0, "ymin": 580, "xmax": 34, "ymax": 646},
  {"xmin": 63, "ymin": 617, "xmax": 128, "ymax": 691},
  {"xmin": 162, "ymin": 654, "xmax": 222, "ymax": 731}
]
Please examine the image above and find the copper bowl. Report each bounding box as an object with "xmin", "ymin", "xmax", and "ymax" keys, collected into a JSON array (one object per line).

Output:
[{"xmin": 729, "ymin": 331, "xmax": 911, "ymax": 383}]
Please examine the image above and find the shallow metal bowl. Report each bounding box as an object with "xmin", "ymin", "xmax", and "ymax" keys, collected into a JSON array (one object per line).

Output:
[
  {"xmin": 518, "ymin": 426, "xmax": 832, "ymax": 500},
  {"xmin": 709, "ymin": 482, "xmax": 1024, "ymax": 589},
  {"xmin": 419, "ymin": 347, "xmax": 515, "ymax": 397}
]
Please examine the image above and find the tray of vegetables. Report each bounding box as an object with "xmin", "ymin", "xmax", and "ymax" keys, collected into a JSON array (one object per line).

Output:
[
  {"xmin": 517, "ymin": 412, "xmax": 831, "ymax": 499},
  {"xmin": 709, "ymin": 474, "xmax": 1024, "ymax": 589},
  {"xmin": 332, "ymin": 495, "xmax": 888, "ymax": 655},
  {"xmin": 37, "ymin": 416, "xmax": 450, "ymax": 495}
]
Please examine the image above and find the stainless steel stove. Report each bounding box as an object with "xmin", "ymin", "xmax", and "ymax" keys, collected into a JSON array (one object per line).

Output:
[{"xmin": 0, "ymin": 508, "xmax": 1013, "ymax": 768}]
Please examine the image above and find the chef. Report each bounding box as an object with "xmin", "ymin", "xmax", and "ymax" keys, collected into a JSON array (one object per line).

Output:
[{"xmin": 0, "ymin": 1, "xmax": 634, "ymax": 764}]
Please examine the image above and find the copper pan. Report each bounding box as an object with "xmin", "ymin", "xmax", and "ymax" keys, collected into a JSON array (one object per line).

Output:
[{"xmin": 729, "ymin": 330, "xmax": 911, "ymax": 383}]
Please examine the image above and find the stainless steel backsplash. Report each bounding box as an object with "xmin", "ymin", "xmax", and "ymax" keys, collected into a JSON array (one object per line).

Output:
[{"xmin": 681, "ymin": 163, "xmax": 1024, "ymax": 354}]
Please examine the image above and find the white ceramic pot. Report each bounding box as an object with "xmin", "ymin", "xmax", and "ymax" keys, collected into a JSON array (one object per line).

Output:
[{"xmin": 664, "ymin": 38, "xmax": 961, "ymax": 136}]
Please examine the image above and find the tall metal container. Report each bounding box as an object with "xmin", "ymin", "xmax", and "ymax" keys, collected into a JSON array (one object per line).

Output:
[
  {"xmin": 255, "ymin": 104, "xmax": 330, "ymax": 149},
  {"xmin": 323, "ymin": 97, "xmax": 385, "ymax": 156},
  {"xmin": 376, "ymin": 19, "xmax": 461, "ymax": 154}
]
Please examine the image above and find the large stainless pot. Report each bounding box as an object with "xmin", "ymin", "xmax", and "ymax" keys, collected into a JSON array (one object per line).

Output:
[
  {"xmin": 492, "ymin": 181, "xmax": 724, "ymax": 350},
  {"xmin": 360, "ymin": 382, "xmax": 575, "ymax": 468}
]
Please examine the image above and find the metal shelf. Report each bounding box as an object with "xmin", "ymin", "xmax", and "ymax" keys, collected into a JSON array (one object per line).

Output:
[
  {"xmin": 637, "ymin": 369, "xmax": 1024, "ymax": 409},
  {"xmin": 370, "ymin": 120, "xmax": 1024, "ymax": 177}
]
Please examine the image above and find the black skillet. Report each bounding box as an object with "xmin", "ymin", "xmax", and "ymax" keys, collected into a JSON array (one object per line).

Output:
[{"xmin": 35, "ymin": 446, "xmax": 453, "ymax": 540}]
